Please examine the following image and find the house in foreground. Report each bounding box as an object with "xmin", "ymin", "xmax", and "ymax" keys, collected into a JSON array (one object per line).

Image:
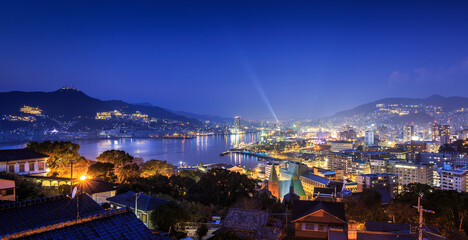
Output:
[
  {"xmin": 0, "ymin": 193, "xmax": 168, "ymax": 239},
  {"xmin": 328, "ymin": 221, "xmax": 448, "ymax": 240},
  {"xmin": 0, "ymin": 149, "xmax": 48, "ymax": 175},
  {"xmin": 0, "ymin": 175, "xmax": 15, "ymax": 202},
  {"xmin": 291, "ymin": 200, "xmax": 347, "ymax": 239},
  {"xmin": 107, "ymin": 191, "xmax": 168, "ymax": 229}
]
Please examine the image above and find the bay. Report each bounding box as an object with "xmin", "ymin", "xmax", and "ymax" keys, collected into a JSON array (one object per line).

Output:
[{"xmin": 0, "ymin": 133, "xmax": 262, "ymax": 169}]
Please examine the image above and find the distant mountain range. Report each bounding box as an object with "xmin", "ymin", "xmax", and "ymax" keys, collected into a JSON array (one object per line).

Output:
[
  {"xmin": 132, "ymin": 102, "xmax": 231, "ymax": 122},
  {"xmin": 333, "ymin": 94, "xmax": 468, "ymax": 117},
  {"xmin": 328, "ymin": 94, "xmax": 468, "ymax": 126},
  {"xmin": 0, "ymin": 88, "xmax": 199, "ymax": 124}
]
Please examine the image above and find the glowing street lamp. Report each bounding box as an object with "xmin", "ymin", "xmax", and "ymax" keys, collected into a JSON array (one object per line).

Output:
[{"xmin": 79, "ymin": 175, "xmax": 87, "ymax": 181}]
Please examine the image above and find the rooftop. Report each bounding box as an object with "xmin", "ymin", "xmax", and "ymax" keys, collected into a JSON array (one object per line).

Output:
[
  {"xmin": 0, "ymin": 194, "xmax": 103, "ymax": 236},
  {"xmin": 14, "ymin": 208, "xmax": 166, "ymax": 240},
  {"xmin": 292, "ymin": 200, "xmax": 346, "ymax": 223},
  {"xmin": 0, "ymin": 149, "xmax": 49, "ymax": 162},
  {"xmin": 106, "ymin": 191, "xmax": 168, "ymax": 212},
  {"xmin": 301, "ymin": 173, "xmax": 331, "ymax": 186},
  {"xmin": 223, "ymin": 208, "xmax": 270, "ymax": 231}
]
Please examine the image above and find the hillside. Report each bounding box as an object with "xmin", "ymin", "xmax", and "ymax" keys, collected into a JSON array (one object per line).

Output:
[
  {"xmin": 333, "ymin": 95, "xmax": 468, "ymax": 118},
  {"xmin": 0, "ymin": 88, "xmax": 199, "ymax": 124}
]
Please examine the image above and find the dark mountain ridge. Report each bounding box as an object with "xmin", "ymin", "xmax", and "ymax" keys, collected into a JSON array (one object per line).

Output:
[
  {"xmin": 333, "ymin": 94, "xmax": 468, "ymax": 118},
  {"xmin": 0, "ymin": 88, "xmax": 199, "ymax": 124}
]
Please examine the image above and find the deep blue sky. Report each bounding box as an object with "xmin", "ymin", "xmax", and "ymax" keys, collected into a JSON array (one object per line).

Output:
[{"xmin": 1, "ymin": 1, "xmax": 468, "ymax": 120}]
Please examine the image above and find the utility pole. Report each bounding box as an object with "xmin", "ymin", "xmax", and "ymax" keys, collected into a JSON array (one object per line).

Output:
[
  {"xmin": 135, "ymin": 192, "xmax": 142, "ymax": 217},
  {"xmin": 413, "ymin": 195, "xmax": 435, "ymax": 240},
  {"xmin": 70, "ymin": 161, "xmax": 74, "ymax": 188}
]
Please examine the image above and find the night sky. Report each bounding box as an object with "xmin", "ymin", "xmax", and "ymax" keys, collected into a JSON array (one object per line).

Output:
[{"xmin": 1, "ymin": 1, "xmax": 468, "ymax": 120}]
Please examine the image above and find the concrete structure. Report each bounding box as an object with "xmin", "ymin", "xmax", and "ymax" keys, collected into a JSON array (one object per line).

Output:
[
  {"xmin": 330, "ymin": 141, "xmax": 354, "ymax": 152},
  {"xmin": 394, "ymin": 163, "xmax": 433, "ymax": 189},
  {"xmin": 403, "ymin": 125, "xmax": 414, "ymax": 142},
  {"xmin": 327, "ymin": 152, "xmax": 356, "ymax": 174},
  {"xmin": 440, "ymin": 168, "xmax": 467, "ymax": 192},
  {"xmin": 364, "ymin": 131, "xmax": 374, "ymax": 146},
  {"xmin": 356, "ymin": 173, "xmax": 398, "ymax": 197}
]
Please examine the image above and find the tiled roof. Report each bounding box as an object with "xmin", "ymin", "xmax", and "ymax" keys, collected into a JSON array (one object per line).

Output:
[
  {"xmin": 14, "ymin": 208, "xmax": 167, "ymax": 240},
  {"xmin": 0, "ymin": 194, "xmax": 104, "ymax": 236},
  {"xmin": 78, "ymin": 179, "xmax": 119, "ymax": 194},
  {"xmin": 365, "ymin": 221, "xmax": 411, "ymax": 233},
  {"xmin": 223, "ymin": 208, "xmax": 269, "ymax": 231},
  {"xmin": 328, "ymin": 225, "xmax": 448, "ymax": 240},
  {"xmin": 301, "ymin": 173, "xmax": 331, "ymax": 185},
  {"xmin": 292, "ymin": 200, "xmax": 346, "ymax": 223},
  {"xmin": 0, "ymin": 149, "xmax": 48, "ymax": 162},
  {"xmin": 106, "ymin": 191, "xmax": 168, "ymax": 212}
]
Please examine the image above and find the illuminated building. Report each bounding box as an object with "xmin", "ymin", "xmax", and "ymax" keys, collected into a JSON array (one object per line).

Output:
[
  {"xmin": 19, "ymin": 105, "xmax": 42, "ymax": 115},
  {"xmin": 6, "ymin": 115, "xmax": 36, "ymax": 122},
  {"xmin": 234, "ymin": 116, "xmax": 241, "ymax": 130},
  {"xmin": 356, "ymin": 173, "xmax": 398, "ymax": 197},
  {"xmin": 96, "ymin": 112, "xmax": 112, "ymax": 120},
  {"xmin": 394, "ymin": 163, "xmax": 433, "ymax": 189},
  {"xmin": 403, "ymin": 125, "xmax": 414, "ymax": 142},
  {"xmin": 0, "ymin": 149, "xmax": 49, "ymax": 176},
  {"xmin": 326, "ymin": 152, "xmax": 356, "ymax": 175},
  {"xmin": 364, "ymin": 130, "xmax": 374, "ymax": 146},
  {"xmin": 330, "ymin": 141, "xmax": 354, "ymax": 152},
  {"xmin": 432, "ymin": 124, "xmax": 451, "ymax": 145},
  {"xmin": 440, "ymin": 168, "xmax": 467, "ymax": 192}
]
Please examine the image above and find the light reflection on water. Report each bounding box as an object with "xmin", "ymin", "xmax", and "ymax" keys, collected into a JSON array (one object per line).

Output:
[{"xmin": 0, "ymin": 133, "xmax": 262, "ymax": 169}]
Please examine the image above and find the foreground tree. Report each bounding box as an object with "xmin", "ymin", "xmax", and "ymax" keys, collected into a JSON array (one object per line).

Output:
[
  {"xmin": 87, "ymin": 162, "xmax": 116, "ymax": 182},
  {"xmin": 187, "ymin": 168, "xmax": 256, "ymax": 206},
  {"xmin": 140, "ymin": 159, "xmax": 174, "ymax": 177},
  {"xmin": 27, "ymin": 141, "xmax": 88, "ymax": 177},
  {"xmin": 150, "ymin": 202, "xmax": 187, "ymax": 232},
  {"xmin": 95, "ymin": 150, "xmax": 139, "ymax": 183}
]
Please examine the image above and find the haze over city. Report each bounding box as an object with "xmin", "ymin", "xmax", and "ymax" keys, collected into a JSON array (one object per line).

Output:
[{"xmin": 1, "ymin": 1, "xmax": 468, "ymax": 119}]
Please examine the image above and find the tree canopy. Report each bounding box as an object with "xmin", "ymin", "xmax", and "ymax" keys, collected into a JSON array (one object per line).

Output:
[
  {"xmin": 26, "ymin": 141, "xmax": 88, "ymax": 177},
  {"xmin": 187, "ymin": 168, "xmax": 256, "ymax": 206},
  {"xmin": 140, "ymin": 159, "xmax": 173, "ymax": 178}
]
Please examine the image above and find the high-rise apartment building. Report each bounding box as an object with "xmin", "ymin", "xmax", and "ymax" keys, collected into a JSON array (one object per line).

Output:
[
  {"xmin": 364, "ymin": 131, "xmax": 374, "ymax": 146},
  {"xmin": 440, "ymin": 168, "xmax": 467, "ymax": 192}
]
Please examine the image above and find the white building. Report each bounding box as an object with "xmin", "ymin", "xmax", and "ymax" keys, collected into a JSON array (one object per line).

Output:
[
  {"xmin": 0, "ymin": 149, "xmax": 49, "ymax": 175},
  {"xmin": 440, "ymin": 168, "xmax": 467, "ymax": 192},
  {"xmin": 364, "ymin": 131, "xmax": 374, "ymax": 146}
]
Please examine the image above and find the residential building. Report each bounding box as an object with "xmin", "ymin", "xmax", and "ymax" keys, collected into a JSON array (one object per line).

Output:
[
  {"xmin": 394, "ymin": 163, "xmax": 433, "ymax": 189},
  {"xmin": 0, "ymin": 149, "xmax": 48, "ymax": 175},
  {"xmin": 330, "ymin": 141, "xmax": 354, "ymax": 152},
  {"xmin": 0, "ymin": 194, "xmax": 161, "ymax": 239},
  {"xmin": 403, "ymin": 125, "xmax": 414, "ymax": 142},
  {"xmin": 291, "ymin": 200, "xmax": 346, "ymax": 239},
  {"xmin": 440, "ymin": 168, "xmax": 467, "ymax": 192},
  {"xmin": 221, "ymin": 208, "xmax": 281, "ymax": 240},
  {"xmin": 327, "ymin": 152, "xmax": 356, "ymax": 174},
  {"xmin": 356, "ymin": 173, "xmax": 398, "ymax": 197},
  {"xmin": 107, "ymin": 191, "xmax": 168, "ymax": 229},
  {"xmin": 369, "ymin": 158, "xmax": 401, "ymax": 174},
  {"xmin": 328, "ymin": 221, "xmax": 447, "ymax": 240},
  {"xmin": 0, "ymin": 175, "xmax": 15, "ymax": 201},
  {"xmin": 364, "ymin": 131, "xmax": 374, "ymax": 146}
]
